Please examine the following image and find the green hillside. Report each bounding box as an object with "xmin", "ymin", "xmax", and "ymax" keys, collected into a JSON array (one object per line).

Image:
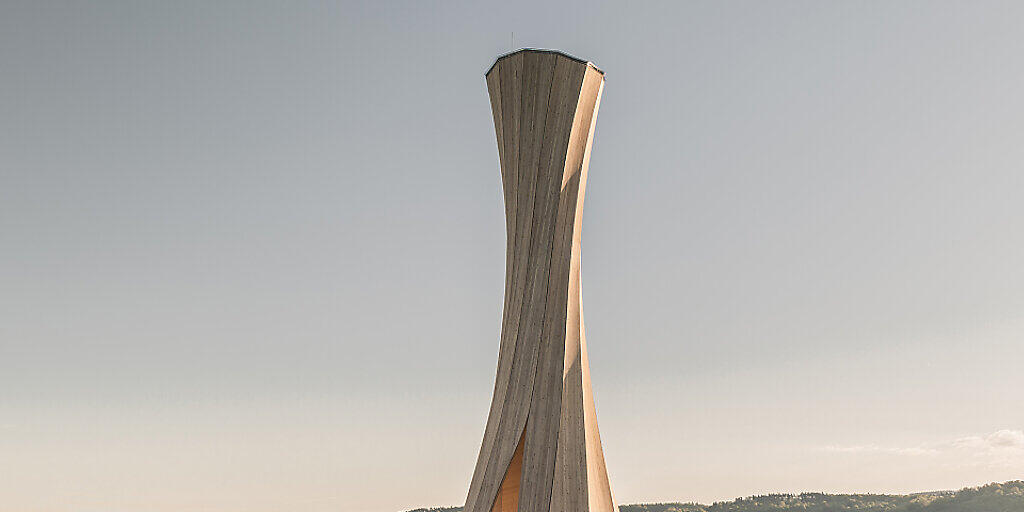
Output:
[{"xmin": 410, "ymin": 481, "xmax": 1024, "ymax": 512}]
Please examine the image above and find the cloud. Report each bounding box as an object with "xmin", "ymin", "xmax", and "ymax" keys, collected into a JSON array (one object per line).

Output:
[
  {"xmin": 951, "ymin": 429, "xmax": 1024, "ymax": 450},
  {"xmin": 819, "ymin": 444, "xmax": 937, "ymax": 456},
  {"xmin": 821, "ymin": 429, "xmax": 1024, "ymax": 458}
]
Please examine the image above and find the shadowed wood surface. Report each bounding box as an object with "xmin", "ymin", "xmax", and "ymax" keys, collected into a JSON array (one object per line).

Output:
[
  {"xmin": 491, "ymin": 432, "xmax": 525, "ymax": 512},
  {"xmin": 465, "ymin": 49, "xmax": 613, "ymax": 512}
]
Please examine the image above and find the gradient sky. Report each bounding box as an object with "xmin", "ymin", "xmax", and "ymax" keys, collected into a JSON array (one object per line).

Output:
[{"xmin": 2, "ymin": 2, "xmax": 1024, "ymax": 512}]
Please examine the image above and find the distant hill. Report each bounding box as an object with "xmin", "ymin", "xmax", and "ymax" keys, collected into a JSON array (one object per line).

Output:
[{"xmin": 409, "ymin": 481, "xmax": 1024, "ymax": 512}]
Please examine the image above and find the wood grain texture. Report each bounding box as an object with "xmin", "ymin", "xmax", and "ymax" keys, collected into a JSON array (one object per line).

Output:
[
  {"xmin": 466, "ymin": 49, "xmax": 613, "ymax": 512},
  {"xmin": 492, "ymin": 432, "xmax": 526, "ymax": 512}
]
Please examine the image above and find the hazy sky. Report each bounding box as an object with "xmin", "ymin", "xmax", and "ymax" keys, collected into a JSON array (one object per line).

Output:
[{"xmin": 2, "ymin": 1, "xmax": 1024, "ymax": 512}]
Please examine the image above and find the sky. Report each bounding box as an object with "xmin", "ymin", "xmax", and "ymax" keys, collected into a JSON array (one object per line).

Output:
[{"xmin": 2, "ymin": 1, "xmax": 1023, "ymax": 511}]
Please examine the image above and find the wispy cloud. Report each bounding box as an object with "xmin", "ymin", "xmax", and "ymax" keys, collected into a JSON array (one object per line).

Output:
[
  {"xmin": 822, "ymin": 444, "xmax": 939, "ymax": 455},
  {"xmin": 821, "ymin": 429, "xmax": 1024, "ymax": 459},
  {"xmin": 951, "ymin": 429, "xmax": 1024, "ymax": 450}
]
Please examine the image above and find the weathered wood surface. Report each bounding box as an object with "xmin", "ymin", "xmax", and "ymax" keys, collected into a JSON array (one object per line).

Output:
[{"xmin": 465, "ymin": 49, "xmax": 613, "ymax": 512}]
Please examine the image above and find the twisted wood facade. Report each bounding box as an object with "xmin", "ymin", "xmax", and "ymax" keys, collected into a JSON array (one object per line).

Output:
[{"xmin": 465, "ymin": 49, "xmax": 614, "ymax": 512}]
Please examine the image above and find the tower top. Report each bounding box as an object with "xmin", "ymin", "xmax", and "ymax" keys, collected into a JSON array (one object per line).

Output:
[{"xmin": 485, "ymin": 48, "xmax": 604, "ymax": 77}]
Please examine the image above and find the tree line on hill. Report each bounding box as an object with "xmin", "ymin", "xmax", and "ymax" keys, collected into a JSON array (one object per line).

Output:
[{"xmin": 406, "ymin": 480, "xmax": 1024, "ymax": 512}]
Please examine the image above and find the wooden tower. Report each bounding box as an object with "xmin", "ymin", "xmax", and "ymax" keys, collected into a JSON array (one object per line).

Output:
[{"xmin": 464, "ymin": 49, "xmax": 614, "ymax": 512}]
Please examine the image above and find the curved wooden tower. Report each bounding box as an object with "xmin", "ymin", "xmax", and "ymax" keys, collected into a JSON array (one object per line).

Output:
[{"xmin": 465, "ymin": 49, "xmax": 613, "ymax": 512}]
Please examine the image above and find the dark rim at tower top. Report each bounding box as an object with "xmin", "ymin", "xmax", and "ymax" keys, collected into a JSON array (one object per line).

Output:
[{"xmin": 485, "ymin": 48, "xmax": 604, "ymax": 77}]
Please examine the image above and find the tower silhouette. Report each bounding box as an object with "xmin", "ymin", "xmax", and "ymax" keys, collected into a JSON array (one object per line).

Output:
[{"xmin": 465, "ymin": 49, "xmax": 614, "ymax": 512}]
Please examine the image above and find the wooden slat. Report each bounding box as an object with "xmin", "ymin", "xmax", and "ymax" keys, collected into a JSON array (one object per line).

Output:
[
  {"xmin": 467, "ymin": 52, "xmax": 524, "ymax": 512},
  {"xmin": 466, "ymin": 67, "xmax": 510, "ymax": 512},
  {"xmin": 578, "ymin": 72, "xmax": 614, "ymax": 512},
  {"xmin": 472, "ymin": 50, "xmax": 548, "ymax": 512},
  {"xmin": 548, "ymin": 64, "xmax": 605, "ymax": 512},
  {"xmin": 481, "ymin": 50, "xmax": 558, "ymax": 512},
  {"xmin": 517, "ymin": 55, "xmax": 586, "ymax": 512}
]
